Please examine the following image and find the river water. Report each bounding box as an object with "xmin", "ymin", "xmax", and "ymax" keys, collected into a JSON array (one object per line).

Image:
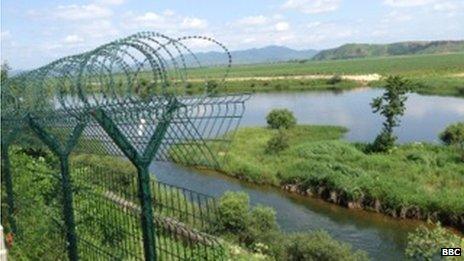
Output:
[{"xmin": 150, "ymin": 89, "xmax": 464, "ymax": 260}]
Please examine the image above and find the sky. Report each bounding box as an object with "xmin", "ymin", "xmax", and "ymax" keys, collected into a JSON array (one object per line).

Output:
[{"xmin": 1, "ymin": 0, "xmax": 463, "ymax": 69}]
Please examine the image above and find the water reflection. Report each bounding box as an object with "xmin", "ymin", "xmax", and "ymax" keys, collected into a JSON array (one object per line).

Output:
[{"xmin": 242, "ymin": 89, "xmax": 464, "ymax": 143}]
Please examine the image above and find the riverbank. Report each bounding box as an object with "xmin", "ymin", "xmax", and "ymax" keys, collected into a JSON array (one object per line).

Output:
[
  {"xmin": 176, "ymin": 125, "xmax": 464, "ymax": 231},
  {"xmin": 180, "ymin": 52, "xmax": 464, "ymax": 97},
  {"xmin": 184, "ymin": 74, "xmax": 464, "ymax": 97}
]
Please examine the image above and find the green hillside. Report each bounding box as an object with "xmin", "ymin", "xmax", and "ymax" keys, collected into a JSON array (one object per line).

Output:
[{"xmin": 313, "ymin": 40, "xmax": 464, "ymax": 60}]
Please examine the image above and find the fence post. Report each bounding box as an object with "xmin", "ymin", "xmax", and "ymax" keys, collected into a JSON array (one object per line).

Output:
[
  {"xmin": 59, "ymin": 155, "xmax": 79, "ymax": 261},
  {"xmin": 27, "ymin": 116, "xmax": 82, "ymax": 261},
  {"xmin": 137, "ymin": 164, "xmax": 156, "ymax": 261},
  {"xmin": 1, "ymin": 143, "xmax": 17, "ymax": 235}
]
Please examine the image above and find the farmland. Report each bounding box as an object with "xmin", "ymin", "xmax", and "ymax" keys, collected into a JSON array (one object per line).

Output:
[{"xmin": 182, "ymin": 53, "xmax": 464, "ymax": 97}]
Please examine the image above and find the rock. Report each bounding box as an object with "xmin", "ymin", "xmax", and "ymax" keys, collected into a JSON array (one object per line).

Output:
[
  {"xmin": 374, "ymin": 199, "xmax": 381, "ymax": 212},
  {"xmin": 329, "ymin": 191, "xmax": 338, "ymax": 203},
  {"xmin": 305, "ymin": 188, "xmax": 313, "ymax": 197}
]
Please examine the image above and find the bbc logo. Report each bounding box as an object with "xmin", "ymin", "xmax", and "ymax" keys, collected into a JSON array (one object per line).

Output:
[{"xmin": 441, "ymin": 248, "xmax": 461, "ymax": 256}]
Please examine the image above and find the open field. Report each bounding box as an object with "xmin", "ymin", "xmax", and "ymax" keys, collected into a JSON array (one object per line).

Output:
[
  {"xmin": 187, "ymin": 53, "xmax": 464, "ymax": 78},
  {"xmin": 182, "ymin": 53, "xmax": 464, "ymax": 97}
]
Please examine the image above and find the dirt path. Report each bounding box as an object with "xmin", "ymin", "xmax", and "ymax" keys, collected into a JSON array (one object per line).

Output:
[{"xmin": 191, "ymin": 73, "xmax": 383, "ymax": 82}]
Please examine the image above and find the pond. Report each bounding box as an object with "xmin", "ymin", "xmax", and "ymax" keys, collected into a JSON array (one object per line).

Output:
[{"xmin": 150, "ymin": 89, "xmax": 464, "ymax": 260}]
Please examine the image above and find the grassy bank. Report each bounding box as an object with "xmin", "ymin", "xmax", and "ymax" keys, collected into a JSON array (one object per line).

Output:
[{"xmin": 179, "ymin": 126, "xmax": 464, "ymax": 230}]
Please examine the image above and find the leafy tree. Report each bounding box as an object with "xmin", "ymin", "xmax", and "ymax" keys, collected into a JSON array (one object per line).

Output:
[
  {"xmin": 266, "ymin": 109, "xmax": 297, "ymax": 129},
  {"xmin": 1, "ymin": 61, "xmax": 11, "ymax": 84},
  {"xmin": 440, "ymin": 122, "xmax": 464, "ymax": 161},
  {"xmin": 370, "ymin": 76, "xmax": 410, "ymax": 152},
  {"xmin": 266, "ymin": 129, "xmax": 289, "ymax": 154},
  {"xmin": 406, "ymin": 223, "xmax": 463, "ymax": 260}
]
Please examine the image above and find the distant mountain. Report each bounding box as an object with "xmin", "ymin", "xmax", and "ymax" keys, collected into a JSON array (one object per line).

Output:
[
  {"xmin": 312, "ymin": 40, "xmax": 464, "ymax": 61},
  {"xmin": 192, "ymin": 45, "xmax": 318, "ymax": 65}
]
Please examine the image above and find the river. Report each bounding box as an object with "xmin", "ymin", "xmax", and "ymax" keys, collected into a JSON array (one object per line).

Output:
[{"xmin": 150, "ymin": 89, "xmax": 464, "ymax": 260}]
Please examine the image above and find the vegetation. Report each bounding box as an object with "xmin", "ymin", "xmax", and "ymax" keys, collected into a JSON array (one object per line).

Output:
[
  {"xmin": 214, "ymin": 192, "xmax": 369, "ymax": 260},
  {"xmin": 312, "ymin": 41, "xmax": 464, "ymax": 60},
  {"xmin": 4, "ymin": 148, "xmax": 370, "ymax": 260},
  {"xmin": 440, "ymin": 122, "xmax": 464, "ymax": 161},
  {"xmin": 1, "ymin": 61, "xmax": 10, "ymax": 84},
  {"xmin": 266, "ymin": 109, "xmax": 297, "ymax": 129},
  {"xmin": 179, "ymin": 52, "xmax": 464, "ymax": 97},
  {"xmin": 326, "ymin": 74, "xmax": 342, "ymax": 85},
  {"xmin": 370, "ymin": 76, "xmax": 410, "ymax": 152},
  {"xmin": 4, "ymin": 149, "xmax": 226, "ymax": 259},
  {"xmin": 266, "ymin": 129, "xmax": 290, "ymax": 154},
  {"xmin": 406, "ymin": 223, "xmax": 463, "ymax": 260},
  {"xmin": 180, "ymin": 124, "xmax": 464, "ymax": 230}
]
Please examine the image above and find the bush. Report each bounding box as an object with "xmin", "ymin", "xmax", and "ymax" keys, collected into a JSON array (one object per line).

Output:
[
  {"xmin": 327, "ymin": 74, "xmax": 343, "ymax": 85},
  {"xmin": 266, "ymin": 129, "xmax": 289, "ymax": 154},
  {"xmin": 245, "ymin": 205, "xmax": 279, "ymax": 246},
  {"xmin": 440, "ymin": 122, "xmax": 464, "ymax": 161},
  {"xmin": 440, "ymin": 122, "xmax": 464, "ymax": 146},
  {"xmin": 214, "ymin": 191, "xmax": 250, "ymax": 234},
  {"xmin": 280, "ymin": 231, "xmax": 369, "ymax": 261},
  {"xmin": 206, "ymin": 80, "xmax": 219, "ymax": 94},
  {"xmin": 406, "ymin": 223, "xmax": 463, "ymax": 260},
  {"xmin": 266, "ymin": 109, "xmax": 297, "ymax": 129}
]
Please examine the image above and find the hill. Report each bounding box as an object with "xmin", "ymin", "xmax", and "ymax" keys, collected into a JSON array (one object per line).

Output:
[
  {"xmin": 192, "ymin": 45, "xmax": 318, "ymax": 65},
  {"xmin": 312, "ymin": 40, "xmax": 464, "ymax": 60}
]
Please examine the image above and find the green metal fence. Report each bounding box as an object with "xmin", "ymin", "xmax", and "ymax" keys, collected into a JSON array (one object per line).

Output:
[{"xmin": 1, "ymin": 31, "xmax": 248, "ymax": 260}]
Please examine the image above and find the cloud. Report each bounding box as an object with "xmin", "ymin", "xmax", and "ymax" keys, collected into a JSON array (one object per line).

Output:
[
  {"xmin": 383, "ymin": 0, "xmax": 436, "ymax": 7},
  {"xmin": 382, "ymin": 11, "xmax": 413, "ymax": 23},
  {"xmin": 237, "ymin": 15, "xmax": 269, "ymax": 26},
  {"xmin": 63, "ymin": 34, "xmax": 84, "ymax": 44},
  {"xmin": 55, "ymin": 4, "xmax": 112, "ymax": 20},
  {"xmin": 181, "ymin": 17, "xmax": 208, "ymax": 29},
  {"xmin": 275, "ymin": 22, "xmax": 290, "ymax": 31},
  {"xmin": 1, "ymin": 30, "xmax": 12, "ymax": 41},
  {"xmin": 282, "ymin": 0, "xmax": 341, "ymax": 14},
  {"xmin": 97, "ymin": 0, "xmax": 125, "ymax": 5},
  {"xmin": 127, "ymin": 11, "xmax": 209, "ymax": 33}
]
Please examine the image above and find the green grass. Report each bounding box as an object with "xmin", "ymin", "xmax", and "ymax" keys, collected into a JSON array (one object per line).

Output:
[
  {"xmin": 180, "ymin": 53, "xmax": 464, "ymax": 97},
  {"xmin": 179, "ymin": 125, "xmax": 464, "ymax": 229},
  {"xmin": 186, "ymin": 53, "xmax": 464, "ymax": 78}
]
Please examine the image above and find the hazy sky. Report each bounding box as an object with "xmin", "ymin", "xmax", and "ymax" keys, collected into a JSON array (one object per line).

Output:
[{"xmin": 1, "ymin": 0, "xmax": 463, "ymax": 69}]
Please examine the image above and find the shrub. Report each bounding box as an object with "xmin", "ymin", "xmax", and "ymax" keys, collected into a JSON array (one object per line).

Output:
[
  {"xmin": 327, "ymin": 74, "xmax": 343, "ymax": 85},
  {"xmin": 214, "ymin": 191, "xmax": 250, "ymax": 234},
  {"xmin": 266, "ymin": 129, "xmax": 289, "ymax": 154},
  {"xmin": 266, "ymin": 109, "xmax": 297, "ymax": 129},
  {"xmin": 440, "ymin": 122, "xmax": 464, "ymax": 161},
  {"xmin": 245, "ymin": 205, "xmax": 279, "ymax": 246},
  {"xmin": 206, "ymin": 80, "xmax": 219, "ymax": 94},
  {"xmin": 458, "ymin": 87, "xmax": 464, "ymax": 96},
  {"xmin": 440, "ymin": 122, "xmax": 464, "ymax": 146},
  {"xmin": 406, "ymin": 223, "xmax": 463, "ymax": 260},
  {"xmin": 280, "ymin": 231, "xmax": 369, "ymax": 261}
]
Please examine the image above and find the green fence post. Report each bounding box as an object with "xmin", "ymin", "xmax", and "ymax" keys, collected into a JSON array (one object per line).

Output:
[
  {"xmin": 27, "ymin": 116, "xmax": 83, "ymax": 261},
  {"xmin": 1, "ymin": 142, "xmax": 17, "ymax": 235},
  {"xmin": 137, "ymin": 164, "xmax": 156, "ymax": 261},
  {"xmin": 58, "ymin": 155, "xmax": 79, "ymax": 261}
]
